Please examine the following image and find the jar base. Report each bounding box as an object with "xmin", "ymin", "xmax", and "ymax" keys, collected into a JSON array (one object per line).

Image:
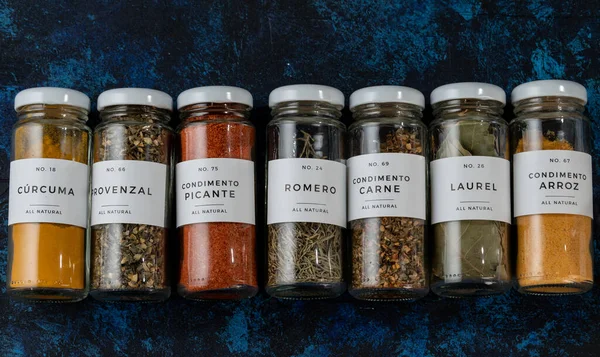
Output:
[
  {"xmin": 267, "ymin": 282, "xmax": 345, "ymax": 300},
  {"xmin": 349, "ymin": 287, "xmax": 428, "ymax": 301},
  {"xmin": 178, "ymin": 284, "xmax": 258, "ymax": 300},
  {"xmin": 90, "ymin": 288, "xmax": 170, "ymax": 302},
  {"xmin": 431, "ymin": 279, "xmax": 511, "ymax": 298},
  {"xmin": 517, "ymin": 281, "xmax": 593, "ymax": 296},
  {"xmin": 8, "ymin": 287, "xmax": 87, "ymax": 303}
]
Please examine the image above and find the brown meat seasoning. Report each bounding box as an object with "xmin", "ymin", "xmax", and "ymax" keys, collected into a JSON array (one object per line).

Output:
[{"xmin": 351, "ymin": 128, "xmax": 426, "ymax": 292}]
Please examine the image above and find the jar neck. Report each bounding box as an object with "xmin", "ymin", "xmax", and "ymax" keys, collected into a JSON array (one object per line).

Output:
[
  {"xmin": 17, "ymin": 104, "xmax": 88, "ymax": 122},
  {"xmin": 100, "ymin": 105, "xmax": 171, "ymax": 123},
  {"xmin": 352, "ymin": 103, "xmax": 423, "ymax": 121},
  {"xmin": 179, "ymin": 103, "xmax": 251, "ymax": 122},
  {"xmin": 513, "ymin": 96, "xmax": 586, "ymax": 116},
  {"xmin": 432, "ymin": 99, "xmax": 504, "ymax": 119},
  {"xmin": 271, "ymin": 101, "xmax": 342, "ymax": 120}
]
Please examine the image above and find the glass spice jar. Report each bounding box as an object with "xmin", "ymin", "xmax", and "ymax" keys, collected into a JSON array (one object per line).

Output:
[
  {"xmin": 90, "ymin": 88, "xmax": 174, "ymax": 302},
  {"xmin": 266, "ymin": 84, "xmax": 347, "ymax": 299},
  {"xmin": 347, "ymin": 86, "xmax": 429, "ymax": 301},
  {"xmin": 176, "ymin": 86, "xmax": 257, "ymax": 300},
  {"xmin": 429, "ymin": 83, "xmax": 512, "ymax": 297},
  {"xmin": 511, "ymin": 80, "xmax": 593, "ymax": 295},
  {"xmin": 7, "ymin": 87, "xmax": 91, "ymax": 302}
]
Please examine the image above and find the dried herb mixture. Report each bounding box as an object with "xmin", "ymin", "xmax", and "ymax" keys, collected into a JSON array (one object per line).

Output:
[{"xmin": 91, "ymin": 114, "xmax": 172, "ymax": 292}]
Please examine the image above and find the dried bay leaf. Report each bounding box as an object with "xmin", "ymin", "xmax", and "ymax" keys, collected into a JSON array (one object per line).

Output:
[
  {"xmin": 458, "ymin": 121, "xmax": 497, "ymax": 156},
  {"xmin": 436, "ymin": 126, "xmax": 471, "ymax": 159},
  {"xmin": 433, "ymin": 120, "xmax": 508, "ymax": 282},
  {"xmin": 434, "ymin": 218, "xmax": 508, "ymax": 280},
  {"xmin": 459, "ymin": 221, "xmax": 502, "ymax": 277}
]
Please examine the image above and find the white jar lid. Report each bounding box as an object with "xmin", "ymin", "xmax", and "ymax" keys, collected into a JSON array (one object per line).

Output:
[
  {"xmin": 14, "ymin": 87, "xmax": 90, "ymax": 111},
  {"xmin": 269, "ymin": 84, "xmax": 344, "ymax": 108},
  {"xmin": 511, "ymin": 80, "xmax": 587, "ymax": 104},
  {"xmin": 177, "ymin": 86, "xmax": 253, "ymax": 110},
  {"xmin": 349, "ymin": 85, "xmax": 425, "ymax": 110},
  {"xmin": 430, "ymin": 82, "xmax": 506, "ymax": 105},
  {"xmin": 97, "ymin": 88, "xmax": 173, "ymax": 111}
]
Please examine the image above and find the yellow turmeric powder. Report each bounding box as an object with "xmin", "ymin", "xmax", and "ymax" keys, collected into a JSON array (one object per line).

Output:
[
  {"xmin": 516, "ymin": 133, "xmax": 593, "ymax": 294},
  {"xmin": 8, "ymin": 107, "xmax": 89, "ymax": 296}
]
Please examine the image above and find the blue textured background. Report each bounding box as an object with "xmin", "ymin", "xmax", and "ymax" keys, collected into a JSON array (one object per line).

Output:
[{"xmin": 1, "ymin": 1, "xmax": 600, "ymax": 356}]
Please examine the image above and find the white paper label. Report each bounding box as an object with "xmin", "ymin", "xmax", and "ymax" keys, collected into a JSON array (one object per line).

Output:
[
  {"xmin": 91, "ymin": 160, "xmax": 168, "ymax": 227},
  {"xmin": 347, "ymin": 153, "xmax": 426, "ymax": 221},
  {"xmin": 176, "ymin": 158, "xmax": 255, "ymax": 227},
  {"xmin": 8, "ymin": 158, "xmax": 89, "ymax": 227},
  {"xmin": 430, "ymin": 156, "xmax": 511, "ymax": 224},
  {"xmin": 267, "ymin": 158, "xmax": 346, "ymax": 227},
  {"xmin": 513, "ymin": 150, "xmax": 593, "ymax": 218}
]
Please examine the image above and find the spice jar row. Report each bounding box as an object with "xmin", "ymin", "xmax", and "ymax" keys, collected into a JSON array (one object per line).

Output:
[
  {"xmin": 7, "ymin": 86, "xmax": 257, "ymax": 302},
  {"xmin": 6, "ymin": 80, "xmax": 593, "ymax": 303}
]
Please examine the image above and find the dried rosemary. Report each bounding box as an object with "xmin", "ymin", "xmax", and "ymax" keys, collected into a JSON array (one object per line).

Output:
[
  {"xmin": 351, "ymin": 128, "xmax": 426, "ymax": 290},
  {"xmin": 267, "ymin": 130, "xmax": 344, "ymax": 286},
  {"xmin": 268, "ymin": 222, "xmax": 343, "ymax": 284}
]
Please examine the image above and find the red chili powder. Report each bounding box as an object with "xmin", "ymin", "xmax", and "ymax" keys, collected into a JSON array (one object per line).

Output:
[{"xmin": 178, "ymin": 116, "xmax": 257, "ymax": 299}]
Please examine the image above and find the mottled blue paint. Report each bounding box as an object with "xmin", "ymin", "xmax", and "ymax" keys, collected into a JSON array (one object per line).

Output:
[
  {"xmin": 90, "ymin": 304, "xmax": 139, "ymax": 355},
  {"xmin": 312, "ymin": 0, "xmax": 448, "ymax": 84},
  {"xmin": 283, "ymin": 62, "xmax": 296, "ymax": 78},
  {"xmin": 219, "ymin": 308, "xmax": 250, "ymax": 353},
  {"xmin": 531, "ymin": 40, "xmax": 566, "ymax": 79},
  {"xmin": 516, "ymin": 321, "xmax": 556, "ymax": 352},
  {"xmin": 449, "ymin": 0, "xmax": 481, "ymax": 20},
  {"xmin": 0, "ymin": 0, "xmax": 16, "ymax": 37},
  {"xmin": 141, "ymin": 338, "xmax": 152, "ymax": 352},
  {"xmin": 2, "ymin": 0, "xmax": 600, "ymax": 356},
  {"xmin": 293, "ymin": 344, "xmax": 331, "ymax": 357},
  {"xmin": 568, "ymin": 28, "xmax": 592, "ymax": 55},
  {"xmin": 527, "ymin": 0, "xmax": 554, "ymax": 22}
]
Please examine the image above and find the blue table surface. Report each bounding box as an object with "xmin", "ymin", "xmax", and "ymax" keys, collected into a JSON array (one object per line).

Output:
[{"xmin": 2, "ymin": 1, "xmax": 600, "ymax": 356}]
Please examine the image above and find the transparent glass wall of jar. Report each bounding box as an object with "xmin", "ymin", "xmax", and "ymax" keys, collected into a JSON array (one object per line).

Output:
[
  {"xmin": 90, "ymin": 88, "xmax": 174, "ymax": 302},
  {"xmin": 7, "ymin": 87, "xmax": 92, "ymax": 302},
  {"xmin": 176, "ymin": 86, "xmax": 258, "ymax": 300},
  {"xmin": 266, "ymin": 84, "xmax": 347, "ymax": 299},
  {"xmin": 347, "ymin": 86, "xmax": 429, "ymax": 301},
  {"xmin": 429, "ymin": 83, "xmax": 512, "ymax": 297},
  {"xmin": 510, "ymin": 80, "xmax": 593, "ymax": 295}
]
